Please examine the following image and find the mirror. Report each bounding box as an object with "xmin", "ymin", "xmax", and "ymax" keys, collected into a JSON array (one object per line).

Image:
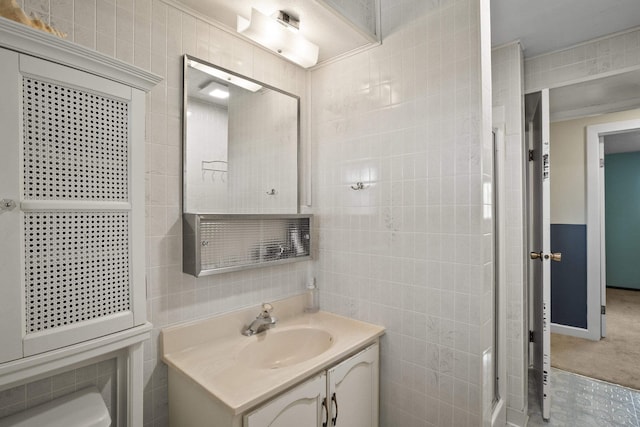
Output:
[{"xmin": 183, "ymin": 55, "xmax": 299, "ymax": 214}]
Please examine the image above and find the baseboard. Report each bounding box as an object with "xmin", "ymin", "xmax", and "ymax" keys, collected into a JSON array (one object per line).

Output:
[
  {"xmin": 550, "ymin": 322, "xmax": 595, "ymax": 340},
  {"xmin": 606, "ymin": 285, "xmax": 640, "ymax": 292},
  {"xmin": 507, "ymin": 406, "xmax": 528, "ymax": 427}
]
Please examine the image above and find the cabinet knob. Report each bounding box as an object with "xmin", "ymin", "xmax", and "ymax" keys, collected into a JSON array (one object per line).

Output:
[
  {"xmin": 0, "ymin": 199, "xmax": 16, "ymax": 211},
  {"xmin": 331, "ymin": 392, "xmax": 338, "ymax": 426},
  {"xmin": 322, "ymin": 399, "xmax": 328, "ymax": 427}
]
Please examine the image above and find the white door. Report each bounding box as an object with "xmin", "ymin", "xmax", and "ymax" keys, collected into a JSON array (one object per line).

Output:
[
  {"xmin": 326, "ymin": 343, "xmax": 379, "ymax": 427},
  {"xmin": 528, "ymin": 89, "xmax": 558, "ymax": 421},
  {"xmin": 244, "ymin": 374, "xmax": 326, "ymax": 427}
]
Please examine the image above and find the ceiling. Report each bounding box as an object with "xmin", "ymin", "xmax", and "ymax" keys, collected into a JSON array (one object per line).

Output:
[
  {"xmin": 491, "ymin": 1, "xmax": 640, "ymax": 122},
  {"xmin": 549, "ymin": 69, "xmax": 640, "ymax": 122},
  {"xmin": 491, "ymin": 0, "xmax": 640, "ymax": 57},
  {"xmin": 178, "ymin": 0, "xmax": 640, "ymax": 62},
  {"xmin": 604, "ymin": 130, "xmax": 640, "ymax": 154}
]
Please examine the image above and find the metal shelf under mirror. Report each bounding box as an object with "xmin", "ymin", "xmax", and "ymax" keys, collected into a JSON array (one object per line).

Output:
[{"xmin": 183, "ymin": 214, "xmax": 312, "ymax": 277}]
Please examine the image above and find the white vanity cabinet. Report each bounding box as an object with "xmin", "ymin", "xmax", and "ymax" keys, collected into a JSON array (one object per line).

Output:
[
  {"xmin": 244, "ymin": 374, "xmax": 327, "ymax": 427},
  {"xmin": 163, "ymin": 299, "xmax": 385, "ymax": 427},
  {"xmin": 243, "ymin": 343, "xmax": 379, "ymax": 427},
  {"xmin": 327, "ymin": 343, "xmax": 379, "ymax": 427}
]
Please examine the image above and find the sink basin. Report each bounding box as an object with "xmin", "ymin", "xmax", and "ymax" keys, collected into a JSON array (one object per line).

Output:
[{"xmin": 238, "ymin": 328, "xmax": 333, "ymax": 370}]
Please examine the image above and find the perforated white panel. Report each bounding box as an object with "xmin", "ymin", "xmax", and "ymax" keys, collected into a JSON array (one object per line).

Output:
[
  {"xmin": 22, "ymin": 77, "xmax": 129, "ymax": 201},
  {"xmin": 199, "ymin": 217, "xmax": 311, "ymax": 271},
  {"xmin": 24, "ymin": 212, "xmax": 131, "ymax": 333}
]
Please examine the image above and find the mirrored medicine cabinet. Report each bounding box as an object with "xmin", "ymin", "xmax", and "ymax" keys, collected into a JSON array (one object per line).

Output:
[
  {"xmin": 182, "ymin": 55, "xmax": 310, "ymax": 276},
  {"xmin": 182, "ymin": 55, "xmax": 299, "ymax": 214}
]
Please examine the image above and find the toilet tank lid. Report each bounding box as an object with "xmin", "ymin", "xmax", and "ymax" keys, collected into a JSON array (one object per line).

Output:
[{"xmin": 0, "ymin": 386, "xmax": 111, "ymax": 427}]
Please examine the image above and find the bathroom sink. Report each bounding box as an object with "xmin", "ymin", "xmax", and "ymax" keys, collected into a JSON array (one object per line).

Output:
[
  {"xmin": 237, "ymin": 328, "xmax": 333, "ymax": 370},
  {"xmin": 162, "ymin": 300, "xmax": 386, "ymax": 413}
]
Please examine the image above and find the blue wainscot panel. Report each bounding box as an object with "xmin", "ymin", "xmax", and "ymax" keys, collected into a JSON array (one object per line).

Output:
[
  {"xmin": 605, "ymin": 152, "xmax": 640, "ymax": 290},
  {"xmin": 550, "ymin": 224, "xmax": 587, "ymax": 329}
]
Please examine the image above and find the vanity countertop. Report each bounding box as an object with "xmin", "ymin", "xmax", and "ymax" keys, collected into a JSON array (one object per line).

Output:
[{"xmin": 161, "ymin": 295, "xmax": 385, "ymax": 415}]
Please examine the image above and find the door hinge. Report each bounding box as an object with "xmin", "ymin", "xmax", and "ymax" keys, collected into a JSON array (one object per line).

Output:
[
  {"xmin": 529, "ymin": 330, "xmax": 534, "ymax": 342},
  {"xmin": 601, "ymin": 305, "xmax": 606, "ymax": 315},
  {"xmin": 528, "ymin": 150, "xmax": 535, "ymax": 161},
  {"xmin": 600, "ymin": 158, "xmax": 605, "ymax": 168}
]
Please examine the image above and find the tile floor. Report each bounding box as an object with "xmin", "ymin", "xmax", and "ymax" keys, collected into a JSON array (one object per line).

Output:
[{"xmin": 528, "ymin": 368, "xmax": 640, "ymax": 426}]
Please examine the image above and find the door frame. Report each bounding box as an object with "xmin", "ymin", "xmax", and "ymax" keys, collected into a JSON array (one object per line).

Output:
[
  {"xmin": 490, "ymin": 115, "xmax": 507, "ymax": 427},
  {"xmin": 585, "ymin": 119, "xmax": 640, "ymax": 340}
]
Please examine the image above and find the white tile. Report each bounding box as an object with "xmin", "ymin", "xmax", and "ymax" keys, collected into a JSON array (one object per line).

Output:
[
  {"xmin": 115, "ymin": 6, "xmax": 133, "ymax": 43},
  {"xmin": 74, "ymin": 25, "xmax": 95, "ymax": 49},
  {"xmin": 134, "ymin": 14, "xmax": 151, "ymax": 49},
  {"xmin": 115, "ymin": 34, "xmax": 134, "ymax": 63},
  {"xmin": 96, "ymin": 1, "xmax": 115, "ymax": 36},
  {"xmin": 51, "ymin": 0, "xmax": 73, "ymax": 21},
  {"xmin": 134, "ymin": 44, "xmax": 151, "ymax": 71}
]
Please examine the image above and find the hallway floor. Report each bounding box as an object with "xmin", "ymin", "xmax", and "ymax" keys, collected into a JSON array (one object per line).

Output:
[
  {"xmin": 551, "ymin": 288, "xmax": 640, "ymax": 390},
  {"xmin": 528, "ymin": 368, "xmax": 640, "ymax": 426}
]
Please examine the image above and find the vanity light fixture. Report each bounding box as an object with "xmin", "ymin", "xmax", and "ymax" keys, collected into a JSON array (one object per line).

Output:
[
  {"xmin": 237, "ymin": 8, "xmax": 319, "ymax": 69},
  {"xmin": 200, "ymin": 81, "xmax": 229, "ymax": 99},
  {"xmin": 188, "ymin": 59, "xmax": 262, "ymax": 92}
]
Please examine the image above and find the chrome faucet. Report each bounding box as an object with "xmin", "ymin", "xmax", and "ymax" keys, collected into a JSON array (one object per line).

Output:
[{"xmin": 242, "ymin": 303, "xmax": 277, "ymax": 336}]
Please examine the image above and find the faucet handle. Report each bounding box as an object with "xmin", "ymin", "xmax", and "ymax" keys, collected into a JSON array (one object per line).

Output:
[{"xmin": 260, "ymin": 303, "xmax": 273, "ymax": 316}]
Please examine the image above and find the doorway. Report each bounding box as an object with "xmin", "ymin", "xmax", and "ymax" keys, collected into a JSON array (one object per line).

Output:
[
  {"xmin": 525, "ymin": 79, "xmax": 640, "ymax": 418},
  {"xmin": 534, "ymin": 103, "xmax": 640, "ymax": 385},
  {"xmin": 586, "ymin": 121, "xmax": 640, "ymax": 339},
  {"xmin": 550, "ymin": 121, "xmax": 640, "ymax": 390}
]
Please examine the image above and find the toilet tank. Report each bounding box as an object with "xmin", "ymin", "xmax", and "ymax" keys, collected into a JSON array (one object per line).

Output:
[{"xmin": 0, "ymin": 386, "xmax": 111, "ymax": 427}]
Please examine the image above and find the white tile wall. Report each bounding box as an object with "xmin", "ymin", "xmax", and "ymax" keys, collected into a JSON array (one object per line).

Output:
[
  {"xmin": 227, "ymin": 88, "xmax": 298, "ymax": 213},
  {"xmin": 524, "ymin": 26, "xmax": 640, "ymax": 93},
  {"xmin": 184, "ymin": 99, "xmax": 229, "ymax": 212},
  {"xmin": 7, "ymin": 0, "xmax": 499, "ymax": 425},
  {"xmin": 7, "ymin": 1, "xmax": 310, "ymax": 426},
  {"xmin": 310, "ymin": 0, "xmax": 493, "ymax": 425},
  {"xmin": 492, "ymin": 42, "xmax": 527, "ymax": 420}
]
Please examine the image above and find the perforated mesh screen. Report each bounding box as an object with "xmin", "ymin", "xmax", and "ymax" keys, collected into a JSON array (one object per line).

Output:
[
  {"xmin": 22, "ymin": 77, "xmax": 129, "ymax": 201},
  {"xmin": 24, "ymin": 212, "xmax": 131, "ymax": 333},
  {"xmin": 199, "ymin": 217, "xmax": 311, "ymax": 270}
]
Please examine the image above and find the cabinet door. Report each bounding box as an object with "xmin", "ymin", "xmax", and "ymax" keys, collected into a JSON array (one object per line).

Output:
[
  {"xmin": 327, "ymin": 343, "xmax": 379, "ymax": 427},
  {"xmin": 0, "ymin": 47, "xmax": 24, "ymax": 364},
  {"xmin": 0, "ymin": 48, "xmax": 146, "ymax": 362},
  {"xmin": 244, "ymin": 374, "xmax": 327, "ymax": 427}
]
